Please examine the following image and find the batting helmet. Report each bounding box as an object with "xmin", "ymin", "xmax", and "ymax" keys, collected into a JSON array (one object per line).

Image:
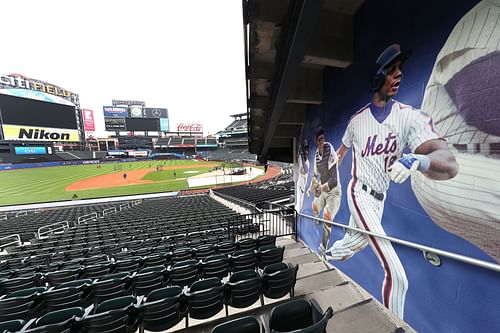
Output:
[{"xmin": 371, "ymin": 44, "xmax": 412, "ymax": 93}]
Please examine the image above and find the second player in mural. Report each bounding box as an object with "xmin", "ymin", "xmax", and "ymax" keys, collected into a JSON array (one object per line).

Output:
[
  {"xmin": 306, "ymin": 127, "xmax": 342, "ymax": 254},
  {"xmin": 324, "ymin": 44, "xmax": 459, "ymax": 318}
]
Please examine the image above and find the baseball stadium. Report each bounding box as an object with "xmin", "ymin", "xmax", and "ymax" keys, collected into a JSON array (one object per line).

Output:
[{"xmin": 0, "ymin": 1, "xmax": 499, "ymax": 333}]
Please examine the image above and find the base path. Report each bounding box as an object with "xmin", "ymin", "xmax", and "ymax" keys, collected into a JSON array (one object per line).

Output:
[{"xmin": 66, "ymin": 164, "xmax": 219, "ymax": 191}]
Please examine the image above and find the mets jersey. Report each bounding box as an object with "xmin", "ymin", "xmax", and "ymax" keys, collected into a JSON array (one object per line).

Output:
[
  {"xmin": 314, "ymin": 142, "xmax": 339, "ymax": 190},
  {"xmin": 342, "ymin": 100, "xmax": 441, "ymax": 192}
]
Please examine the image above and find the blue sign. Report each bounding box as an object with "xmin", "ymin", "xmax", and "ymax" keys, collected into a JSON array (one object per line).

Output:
[
  {"xmin": 160, "ymin": 118, "xmax": 169, "ymax": 131},
  {"xmin": 103, "ymin": 106, "xmax": 128, "ymax": 118},
  {"xmin": 15, "ymin": 147, "xmax": 46, "ymax": 155}
]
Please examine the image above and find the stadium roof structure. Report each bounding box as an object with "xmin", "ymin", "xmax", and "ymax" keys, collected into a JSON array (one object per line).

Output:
[{"xmin": 243, "ymin": 0, "xmax": 365, "ymax": 162}]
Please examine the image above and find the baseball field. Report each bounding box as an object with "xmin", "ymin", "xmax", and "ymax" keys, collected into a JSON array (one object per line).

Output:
[{"xmin": 0, "ymin": 160, "xmax": 257, "ymax": 206}]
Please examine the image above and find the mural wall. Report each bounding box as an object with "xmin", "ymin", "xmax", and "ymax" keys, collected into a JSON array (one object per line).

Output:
[{"xmin": 294, "ymin": 0, "xmax": 500, "ymax": 332}]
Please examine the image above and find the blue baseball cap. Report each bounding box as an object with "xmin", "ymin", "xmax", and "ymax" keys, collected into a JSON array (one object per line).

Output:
[{"xmin": 376, "ymin": 44, "xmax": 411, "ymax": 73}]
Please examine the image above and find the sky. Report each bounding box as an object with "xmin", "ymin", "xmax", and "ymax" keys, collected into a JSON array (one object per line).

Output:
[{"xmin": 1, "ymin": 0, "xmax": 247, "ymax": 137}]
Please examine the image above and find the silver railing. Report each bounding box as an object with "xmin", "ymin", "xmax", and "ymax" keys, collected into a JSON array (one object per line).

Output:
[
  {"xmin": 299, "ymin": 212, "xmax": 500, "ymax": 273},
  {"xmin": 38, "ymin": 221, "xmax": 70, "ymax": 239},
  {"xmin": 102, "ymin": 207, "xmax": 117, "ymax": 217},
  {"xmin": 0, "ymin": 234, "xmax": 22, "ymax": 249},
  {"xmin": 78, "ymin": 212, "xmax": 97, "ymax": 224},
  {"xmin": 119, "ymin": 203, "xmax": 130, "ymax": 211}
]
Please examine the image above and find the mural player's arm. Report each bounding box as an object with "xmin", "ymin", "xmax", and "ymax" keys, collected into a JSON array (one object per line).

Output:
[
  {"xmin": 306, "ymin": 152, "xmax": 319, "ymax": 197},
  {"xmin": 337, "ymin": 144, "xmax": 349, "ymax": 166},
  {"xmin": 389, "ymin": 112, "xmax": 459, "ymax": 183},
  {"xmin": 414, "ymin": 139, "xmax": 458, "ymax": 180}
]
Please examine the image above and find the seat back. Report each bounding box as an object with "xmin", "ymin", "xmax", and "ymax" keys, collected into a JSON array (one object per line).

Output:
[
  {"xmin": 262, "ymin": 263, "xmax": 298, "ymax": 301},
  {"xmin": 226, "ymin": 270, "xmax": 262, "ymax": 309},
  {"xmin": 169, "ymin": 260, "xmax": 199, "ymax": 288},
  {"xmin": 201, "ymin": 255, "xmax": 229, "ymax": 279},
  {"xmin": 0, "ymin": 319, "xmax": 25, "ymax": 333},
  {"xmin": 140, "ymin": 286, "xmax": 186, "ymax": 332},
  {"xmin": 187, "ymin": 278, "xmax": 224, "ymax": 321},
  {"xmin": 217, "ymin": 240, "xmax": 236, "ymax": 255},
  {"xmin": 45, "ymin": 268, "xmax": 81, "ymax": 287},
  {"xmin": 41, "ymin": 286, "xmax": 91, "ymax": 312},
  {"xmin": 238, "ymin": 238, "xmax": 257, "ymax": 251},
  {"xmin": 0, "ymin": 275, "xmax": 42, "ymax": 296},
  {"xmin": 257, "ymin": 235, "xmax": 276, "ymax": 248},
  {"xmin": 211, "ymin": 316, "xmax": 261, "ymax": 333},
  {"xmin": 78, "ymin": 307, "xmax": 139, "ymax": 333},
  {"xmin": 133, "ymin": 270, "xmax": 166, "ymax": 296},
  {"xmin": 270, "ymin": 299, "xmax": 313, "ymax": 332},
  {"xmin": 231, "ymin": 250, "xmax": 257, "ymax": 272},
  {"xmin": 270, "ymin": 299, "xmax": 334, "ymax": 333},
  {"xmin": 257, "ymin": 246, "xmax": 285, "ymax": 269}
]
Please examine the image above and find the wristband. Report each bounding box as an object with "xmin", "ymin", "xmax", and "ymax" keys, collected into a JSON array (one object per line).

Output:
[{"xmin": 414, "ymin": 154, "xmax": 431, "ymax": 172}]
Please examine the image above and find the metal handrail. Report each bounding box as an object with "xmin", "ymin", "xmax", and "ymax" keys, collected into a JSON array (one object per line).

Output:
[
  {"xmin": 119, "ymin": 203, "xmax": 130, "ymax": 211},
  {"xmin": 78, "ymin": 212, "xmax": 97, "ymax": 224},
  {"xmin": 0, "ymin": 234, "xmax": 21, "ymax": 249},
  {"xmin": 38, "ymin": 221, "xmax": 69, "ymax": 239},
  {"xmin": 102, "ymin": 207, "xmax": 117, "ymax": 217},
  {"xmin": 298, "ymin": 212, "xmax": 500, "ymax": 273}
]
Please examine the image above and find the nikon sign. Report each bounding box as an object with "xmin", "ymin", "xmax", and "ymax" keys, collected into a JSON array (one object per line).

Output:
[{"xmin": 1, "ymin": 124, "xmax": 79, "ymax": 142}]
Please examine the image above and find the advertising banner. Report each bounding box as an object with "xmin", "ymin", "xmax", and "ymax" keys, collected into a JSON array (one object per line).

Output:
[
  {"xmin": 2, "ymin": 124, "xmax": 79, "ymax": 142},
  {"xmin": 14, "ymin": 146, "xmax": 46, "ymax": 155},
  {"xmin": 160, "ymin": 118, "xmax": 169, "ymax": 132},
  {"xmin": 144, "ymin": 108, "xmax": 168, "ymax": 118},
  {"xmin": 127, "ymin": 150, "xmax": 149, "ymax": 157},
  {"xmin": 177, "ymin": 123, "xmax": 203, "ymax": 133},
  {"xmin": 103, "ymin": 106, "xmax": 128, "ymax": 118},
  {"xmin": 129, "ymin": 105, "xmax": 143, "ymax": 118},
  {"xmin": 82, "ymin": 109, "xmax": 95, "ymax": 131},
  {"xmin": 104, "ymin": 118, "xmax": 126, "ymax": 131}
]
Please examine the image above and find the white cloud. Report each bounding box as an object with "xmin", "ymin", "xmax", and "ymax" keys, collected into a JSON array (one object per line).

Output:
[{"xmin": 1, "ymin": 0, "xmax": 247, "ymax": 137}]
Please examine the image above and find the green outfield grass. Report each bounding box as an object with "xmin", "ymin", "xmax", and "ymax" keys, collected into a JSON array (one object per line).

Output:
[{"xmin": 0, "ymin": 160, "xmax": 218, "ymax": 206}]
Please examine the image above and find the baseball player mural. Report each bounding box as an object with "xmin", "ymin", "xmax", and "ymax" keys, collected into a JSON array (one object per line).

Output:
[
  {"xmin": 306, "ymin": 127, "xmax": 342, "ymax": 254},
  {"xmin": 412, "ymin": 0, "xmax": 500, "ymax": 262},
  {"xmin": 324, "ymin": 44, "xmax": 459, "ymax": 318},
  {"xmin": 295, "ymin": 139, "xmax": 310, "ymax": 212}
]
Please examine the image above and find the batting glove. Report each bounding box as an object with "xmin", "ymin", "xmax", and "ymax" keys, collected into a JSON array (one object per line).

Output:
[{"xmin": 388, "ymin": 154, "xmax": 419, "ymax": 183}]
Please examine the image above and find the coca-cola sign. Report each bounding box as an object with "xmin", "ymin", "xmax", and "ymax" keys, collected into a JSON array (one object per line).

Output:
[{"xmin": 177, "ymin": 123, "xmax": 203, "ymax": 133}]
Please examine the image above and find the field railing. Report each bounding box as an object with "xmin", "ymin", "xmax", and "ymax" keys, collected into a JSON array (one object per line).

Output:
[{"xmin": 38, "ymin": 221, "xmax": 70, "ymax": 239}]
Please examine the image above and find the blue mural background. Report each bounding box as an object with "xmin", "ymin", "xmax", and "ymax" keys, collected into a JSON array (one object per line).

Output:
[{"xmin": 295, "ymin": 0, "xmax": 500, "ymax": 332}]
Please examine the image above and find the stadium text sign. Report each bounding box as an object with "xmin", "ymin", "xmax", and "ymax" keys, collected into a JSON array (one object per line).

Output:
[
  {"xmin": 177, "ymin": 123, "xmax": 203, "ymax": 133},
  {"xmin": 0, "ymin": 74, "xmax": 78, "ymax": 102},
  {"xmin": 1, "ymin": 124, "xmax": 79, "ymax": 142}
]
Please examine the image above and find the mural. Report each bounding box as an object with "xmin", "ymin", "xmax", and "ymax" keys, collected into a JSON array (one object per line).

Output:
[{"xmin": 294, "ymin": 0, "xmax": 500, "ymax": 332}]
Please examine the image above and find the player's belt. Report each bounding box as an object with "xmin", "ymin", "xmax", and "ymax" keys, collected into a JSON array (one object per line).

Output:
[{"xmin": 361, "ymin": 184, "xmax": 384, "ymax": 201}]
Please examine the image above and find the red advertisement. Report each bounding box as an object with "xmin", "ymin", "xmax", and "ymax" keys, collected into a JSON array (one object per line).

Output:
[
  {"xmin": 82, "ymin": 109, "xmax": 95, "ymax": 131},
  {"xmin": 177, "ymin": 123, "xmax": 203, "ymax": 133}
]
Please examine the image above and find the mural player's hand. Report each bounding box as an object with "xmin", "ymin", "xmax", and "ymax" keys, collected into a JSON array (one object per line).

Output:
[{"xmin": 388, "ymin": 154, "xmax": 419, "ymax": 183}]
